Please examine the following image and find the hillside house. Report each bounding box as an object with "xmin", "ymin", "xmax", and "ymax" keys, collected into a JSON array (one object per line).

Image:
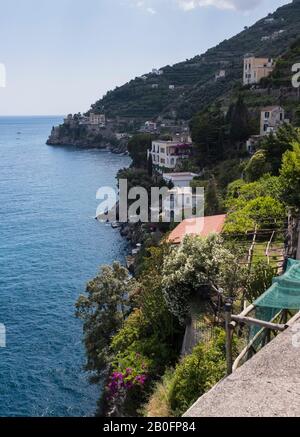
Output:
[
  {"xmin": 152, "ymin": 68, "xmax": 164, "ymax": 76},
  {"xmin": 162, "ymin": 187, "xmax": 204, "ymax": 222},
  {"xmin": 148, "ymin": 140, "xmax": 193, "ymax": 170},
  {"xmin": 243, "ymin": 55, "xmax": 274, "ymax": 85},
  {"xmin": 169, "ymin": 85, "xmax": 175, "ymax": 90},
  {"xmin": 260, "ymin": 106, "xmax": 287, "ymax": 136},
  {"xmin": 167, "ymin": 215, "xmax": 227, "ymax": 245},
  {"xmin": 163, "ymin": 172, "xmax": 198, "ymax": 188},
  {"xmin": 144, "ymin": 121, "xmax": 157, "ymax": 132},
  {"xmin": 89, "ymin": 113, "xmax": 106, "ymax": 127},
  {"xmin": 246, "ymin": 135, "xmax": 262, "ymax": 155},
  {"xmin": 215, "ymin": 70, "xmax": 226, "ymax": 81}
]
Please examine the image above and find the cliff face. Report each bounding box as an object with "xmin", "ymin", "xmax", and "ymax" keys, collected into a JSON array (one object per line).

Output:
[{"xmin": 47, "ymin": 121, "xmax": 128, "ymax": 153}]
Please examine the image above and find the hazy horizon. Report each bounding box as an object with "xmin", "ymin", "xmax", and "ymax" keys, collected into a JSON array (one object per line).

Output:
[{"xmin": 0, "ymin": 0, "xmax": 290, "ymax": 116}]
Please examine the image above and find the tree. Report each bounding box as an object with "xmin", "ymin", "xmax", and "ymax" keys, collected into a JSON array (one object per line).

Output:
[
  {"xmin": 245, "ymin": 261, "xmax": 274, "ymax": 303},
  {"xmin": 226, "ymin": 175, "xmax": 283, "ymax": 210},
  {"xmin": 162, "ymin": 234, "xmax": 245, "ymax": 324},
  {"xmin": 294, "ymin": 105, "xmax": 300, "ymax": 128},
  {"xmin": 191, "ymin": 104, "xmax": 226, "ymax": 166},
  {"xmin": 127, "ymin": 134, "xmax": 154, "ymax": 168},
  {"xmin": 224, "ymin": 196, "xmax": 285, "ymax": 233},
  {"xmin": 244, "ymin": 150, "xmax": 272, "ymax": 182},
  {"xmin": 147, "ymin": 154, "xmax": 153, "ymax": 177},
  {"xmin": 75, "ymin": 262, "xmax": 137, "ymax": 378},
  {"xmin": 227, "ymin": 95, "xmax": 251, "ymax": 143},
  {"xmin": 261, "ymin": 124, "xmax": 300, "ymax": 175},
  {"xmin": 280, "ymin": 141, "xmax": 300, "ymax": 208},
  {"xmin": 205, "ymin": 177, "xmax": 222, "ymax": 216}
]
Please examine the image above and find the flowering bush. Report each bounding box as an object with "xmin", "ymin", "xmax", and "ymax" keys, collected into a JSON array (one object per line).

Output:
[
  {"xmin": 106, "ymin": 352, "xmax": 150, "ymax": 402},
  {"xmin": 162, "ymin": 234, "xmax": 242, "ymax": 324}
]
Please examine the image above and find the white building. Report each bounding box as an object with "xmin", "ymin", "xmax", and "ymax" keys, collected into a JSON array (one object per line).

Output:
[
  {"xmin": 144, "ymin": 121, "xmax": 157, "ymax": 132},
  {"xmin": 169, "ymin": 84, "xmax": 175, "ymax": 90},
  {"xmin": 163, "ymin": 172, "xmax": 198, "ymax": 188},
  {"xmin": 246, "ymin": 135, "xmax": 261, "ymax": 155},
  {"xmin": 151, "ymin": 84, "xmax": 159, "ymax": 89},
  {"xmin": 260, "ymin": 106, "xmax": 287, "ymax": 136},
  {"xmin": 163, "ymin": 187, "xmax": 204, "ymax": 222},
  {"xmin": 215, "ymin": 70, "xmax": 226, "ymax": 81},
  {"xmin": 243, "ymin": 55, "xmax": 274, "ymax": 85},
  {"xmin": 152, "ymin": 68, "xmax": 164, "ymax": 76},
  {"xmin": 148, "ymin": 140, "xmax": 192, "ymax": 170}
]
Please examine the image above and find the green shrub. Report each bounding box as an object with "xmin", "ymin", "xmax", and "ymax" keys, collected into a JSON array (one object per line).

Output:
[{"xmin": 168, "ymin": 328, "xmax": 229, "ymax": 416}]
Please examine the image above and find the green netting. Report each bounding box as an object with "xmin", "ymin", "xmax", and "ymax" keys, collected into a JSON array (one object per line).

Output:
[
  {"xmin": 249, "ymin": 259, "xmax": 300, "ymax": 338},
  {"xmin": 254, "ymin": 259, "xmax": 300, "ymax": 310}
]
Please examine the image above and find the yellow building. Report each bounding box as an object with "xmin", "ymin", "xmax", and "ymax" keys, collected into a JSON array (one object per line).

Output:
[{"xmin": 243, "ymin": 54, "xmax": 274, "ymax": 85}]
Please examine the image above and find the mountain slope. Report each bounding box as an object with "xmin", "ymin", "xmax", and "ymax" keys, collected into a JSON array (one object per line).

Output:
[{"xmin": 91, "ymin": 0, "xmax": 300, "ymax": 121}]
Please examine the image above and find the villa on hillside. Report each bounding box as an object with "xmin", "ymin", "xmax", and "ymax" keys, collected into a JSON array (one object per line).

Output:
[
  {"xmin": 89, "ymin": 113, "xmax": 106, "ymax": 127},
  {"xmin": 167, "ymin": 215, "xmax": 227, "ymax": 245},
  {"xmin": 148, "ymin": 139, "xmax": 193, "ymax": 170},
  {"xmin": 142, "ymin": 121, "xmax": 157, "ymax": 133},
  {"xmin": 260, "ymin": 106, "xmax": 288, "ymax": 136},
  {"xmin": 243, "ymin": 54, "xmax": 274, "ymax": 85},
  {"xmin": 163, "ymin": 172, "xmax": 199, "ymax": 188},
  {"xmin": 246, "ymin": 105, "xmax": 289, "ymax": 154},
  {"xmin": 64, "ymin": 113, "xmax": 106, "ymax": 128},
  {"xmin": 215, "ymin": 70, "xmax": 226, "ymax": 81}
]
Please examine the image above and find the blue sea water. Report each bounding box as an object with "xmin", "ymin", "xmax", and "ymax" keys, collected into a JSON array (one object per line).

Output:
[{"xmin": 0, "ymin": 116, "xmax": 131, "ymax": 417}]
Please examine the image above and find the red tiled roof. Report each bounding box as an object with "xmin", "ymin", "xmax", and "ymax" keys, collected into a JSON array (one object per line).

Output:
[{"xmin": 167, "ymin": 215, "xmax": 227, "ymax": 244}]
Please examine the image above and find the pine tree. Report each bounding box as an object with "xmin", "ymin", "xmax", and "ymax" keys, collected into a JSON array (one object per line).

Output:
[
  {"xmin": 228, "ymin": 95, "xmax": 251, "ymax": 143},
  {"xmin": 147, "ymin": 153, "xmax": 153, "ymax": 177},
  {"xmin": 205, "ymin": 177, "xmax": 221, "ymax": 216}
]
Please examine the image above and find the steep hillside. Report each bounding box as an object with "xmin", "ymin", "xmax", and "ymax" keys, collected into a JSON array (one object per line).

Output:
[{"xmin": 90, "ymin": 0, "xmax": 300, "ymax": 121}]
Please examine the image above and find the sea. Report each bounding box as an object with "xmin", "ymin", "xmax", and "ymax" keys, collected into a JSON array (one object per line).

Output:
[{"xmin": 0, "ymin": 116, "xmax": 131, "ymax": 417}]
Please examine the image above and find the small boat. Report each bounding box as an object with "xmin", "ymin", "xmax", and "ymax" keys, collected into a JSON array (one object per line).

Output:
[{"xmin": 111, "ymin": 221, "xmax": 121, "ymax": 229}]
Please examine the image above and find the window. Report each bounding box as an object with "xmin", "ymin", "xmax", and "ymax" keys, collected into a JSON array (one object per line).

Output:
[
  {"xmin": 160, "ymin": 158, "xmax": 165, "ymax": 164},
  {"xmin": 265, "ymin": 112, "xmax": 270, "ymax": 119},
  {"xmin": 280, "ymin": 112, "xmax": 283, "ymax": 121},
  {"xmin": 264, "ymin": 124, "xmax": 268, "ymax": 132},
  {"xmin": 160, "ymin": 147, "xmax": 165, "ymax": 154}
]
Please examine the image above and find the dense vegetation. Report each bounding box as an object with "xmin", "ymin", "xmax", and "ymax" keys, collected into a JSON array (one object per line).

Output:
[
  {"xmin": 90, "ymin": 1, "xmax": 300, "ymax": 121},
  {"xmin": 75, "ymin": 2, "xmax": 300, "ymax": 419}
]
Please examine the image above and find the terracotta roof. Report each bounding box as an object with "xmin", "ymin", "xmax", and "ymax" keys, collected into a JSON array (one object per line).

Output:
[
  {"xmin": 261, "ymin": 106, "xmax": 282, "ymax": 111},
  {"xmin": 167, "ymin": 215, "xmax": 227, "ymax": 244}
]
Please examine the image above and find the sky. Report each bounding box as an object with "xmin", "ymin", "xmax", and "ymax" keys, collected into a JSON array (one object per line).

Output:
[{"xmin": 0, "ymin": 0, "xmax": 291, "ymax": 116}]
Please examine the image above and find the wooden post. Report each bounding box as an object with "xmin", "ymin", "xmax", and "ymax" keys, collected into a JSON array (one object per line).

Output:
[{"xmin": 224, "ymin": 301, "xmax": 233, "ymax": 376}]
